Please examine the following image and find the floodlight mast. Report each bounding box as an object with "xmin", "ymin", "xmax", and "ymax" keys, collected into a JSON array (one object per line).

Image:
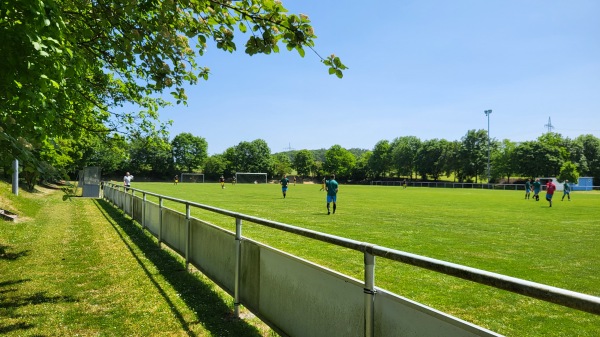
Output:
[{"xmin": 484, "ymin": 109, "xmax": 492, "ymax": 183}]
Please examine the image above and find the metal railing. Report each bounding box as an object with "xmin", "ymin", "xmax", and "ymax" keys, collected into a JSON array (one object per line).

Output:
[{"xmin": 102, "ymin": 182, "xmax": 600, "ymax": 336}]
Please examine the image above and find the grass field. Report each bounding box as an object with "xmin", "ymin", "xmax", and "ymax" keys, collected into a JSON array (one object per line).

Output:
[
  {"xmin": 131, "ymin": 181, "xmax": 600, "ymax": 336},
  {"xmin": 0, "ymin": 182, "xmax": 274, "ymax": 337}
]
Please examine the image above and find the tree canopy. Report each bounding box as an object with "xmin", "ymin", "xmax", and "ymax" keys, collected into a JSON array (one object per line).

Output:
[
  {"xmin": 0, "ymin": 0, "xmax": 346, "ymax": 185},
  {"xmin": 292, "ymin": 149, "xmax": 315, "ymax": 177},
  {"xmin": 172, "ymin": 133, "xmax": 208, "ymax": 172}
]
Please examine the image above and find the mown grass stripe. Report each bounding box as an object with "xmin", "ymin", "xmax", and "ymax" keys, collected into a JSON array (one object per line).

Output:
[{"xmin": 0, "ymin": 182, "xmax": 274, "ymax": 336}]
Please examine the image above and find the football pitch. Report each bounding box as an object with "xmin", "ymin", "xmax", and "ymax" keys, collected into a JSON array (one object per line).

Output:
[{"xmin": 133, "ymin": 181, "xmax": 600, "ymax": 336}]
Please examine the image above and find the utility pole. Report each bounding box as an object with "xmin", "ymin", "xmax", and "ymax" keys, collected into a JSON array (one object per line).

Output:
[{"xmin": 484, "ymin": 110, "xmax": 492, "ymax": 183}]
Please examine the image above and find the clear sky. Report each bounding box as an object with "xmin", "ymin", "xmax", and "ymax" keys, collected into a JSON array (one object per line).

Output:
[{"xmin": 159, "ymin": 0, "xmax": 600, "ymax": 155}]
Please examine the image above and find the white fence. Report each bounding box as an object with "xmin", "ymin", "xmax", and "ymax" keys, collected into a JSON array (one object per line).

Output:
[
  {"xmin": 371, "ymin": 181, "xmax": 600, "ymax": 191},
  {"xmin": 102, "ymin": 183, "xmax": 600, "ymax": 337}
]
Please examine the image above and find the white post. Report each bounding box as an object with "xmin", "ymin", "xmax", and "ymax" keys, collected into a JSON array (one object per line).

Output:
[
  {"xmin": 12, "ymin": 159, "xmax": 18, "ymax": 195},
  {"xmin": 131, "ymin": 190, "xmax": 135, "ymax": 218},
  {"xmin": 364, "ymin": 249, "xmax": 375, "ymax": 337},
  {"xmin": 185, "ymin": 204, "xmax": 190, "ymax": 269},
  {"xmin": 158, "ymin": 197, "xmax": 163, "ymax": 248},
  {"xmin": 142, "ymin": 192, "xmax": 146, "ymax": 229},
  {"xmin": 234, "ymin": 218, "xmax": 242, "ymax": 317}
]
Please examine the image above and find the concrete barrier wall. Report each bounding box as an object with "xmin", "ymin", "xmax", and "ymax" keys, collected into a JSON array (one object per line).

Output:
[
  {"xmin": 161, "ymin": 208, "xmax": 187, "ymax": 256},
  {"xmin": 256, "ymin": 246, "xmax": 365, "ymax": 337},
  {"xmin": 133, "ymin": 195, "xmax": 142, "ymax": 223},
  {"xmin": 189, "ymin": 218, "xmax": 237, "ymax": 294},
  {"xmin": 123, "ymin": 191, "xmax": 131, "ymax": 216},
  {"xmin": 143, "ymin": 201, "xmax": 160, "ymax": 237},
  {"xmin": 374, "ymin": 289, "xmax": 500, "ymax": 336},
  {"xmin": 103, "ymin": 185, "xmax": 507, "ymax": 337}
]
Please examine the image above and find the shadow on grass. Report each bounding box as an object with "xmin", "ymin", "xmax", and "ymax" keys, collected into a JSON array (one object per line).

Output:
[
  {"xmin": 0, "ymin": 279, "xmax": 30, "ymax": 295},
  {"xmin": 0, "ymin": 244, "xmax": 29, "ymax": 261},
  {"xmin": 0, "ymin": 279, "xmax": 76, "ymax": 335},
  {"xmin": 0, "ymin": 322, "xmax": 35, "ymax": 335},
  {"xmin": 93, "ymin": 199, "xmax": 265, "ymax": 337}
]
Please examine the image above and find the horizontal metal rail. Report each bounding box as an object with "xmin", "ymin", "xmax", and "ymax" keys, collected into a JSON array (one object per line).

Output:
[{"xmin": 107, "ymin": 183, "xmax": 600, "ymax": 316}]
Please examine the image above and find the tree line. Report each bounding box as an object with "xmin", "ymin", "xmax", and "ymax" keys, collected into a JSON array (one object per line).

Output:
[{"xmin": 4, "ymin": 128, "xmax": 598, "ymax": 188}]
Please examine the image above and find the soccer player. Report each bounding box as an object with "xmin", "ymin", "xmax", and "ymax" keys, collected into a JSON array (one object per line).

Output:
[
  {"xmin": 320, "ymin": 177, "xmax": 326, "ymax": 191},
  {"xmin": 174, "ymin": 175, "xmax": 179, "ymax": 185},
  {"xmin": 219, "ymin": 175, "xmax": 225, "ymax": 189},
  {"xmin": 123, "ymin": 172, "xmax": 134, "ymax": 191},
  {"xmin": 562, "ymin": 180, "xmax": 571, "ymax": 201},
  {"xmin": 280, "ymin": 174, "xmax": 289, "ymax": 198},
  {"xmin": 325, "ymin": 174, "xmax": 338, "ymax": 215},
  {"xmin": 232, "ymin": 176, "xmax": 236, "ymax": 185},
  {"xmin": 546, "ymin": 180, "xmax": 556, "ymax": 207},
  {"xmin": 525, "ymin": 179, "xmax": 531, "ymax": 199},
  {"xmin": 532, "ymin": 178, "xmax": 541, "ymax": 201}
]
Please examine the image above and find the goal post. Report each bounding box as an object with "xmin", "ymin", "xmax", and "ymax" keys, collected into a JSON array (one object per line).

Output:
[
  {"xmin": 180, "ymin": 173, "xmax": 205, "ymax": 183},
  {"xmin": 235, "ymin": 172, "xmax": 267, "ymax": 184}
]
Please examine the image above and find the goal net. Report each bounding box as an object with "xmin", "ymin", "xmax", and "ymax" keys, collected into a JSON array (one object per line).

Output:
[
  {"xmin": 180, "ymin": 173, "xmax": 205, "ymax": 183},
  {"xmin": 235, "ymin": 172, "xmax": 267, "ymax": 184}
]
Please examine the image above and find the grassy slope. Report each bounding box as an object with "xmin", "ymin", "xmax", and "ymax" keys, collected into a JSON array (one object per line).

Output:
[
  {"xmin": 0, "ymin": 181, "xmax": 274, "ymax": 337},
  {"xmin": 134, "ymin": 181, "xmax": 600, "ymax": 337}
]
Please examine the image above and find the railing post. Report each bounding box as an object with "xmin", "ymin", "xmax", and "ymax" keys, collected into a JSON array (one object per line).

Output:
[
  {"xmin": 158, "ymin": 197, "xmax": 163, "ymax": 248},
  {"xmin": 185, "ymin": 203, "xmax": 191, "ymax": 269},
  {"xmin": 364, "ymin": 247, "xmax": 375, "ymax": 337},
  {"xmin": 234, "ymin": 217, "xmax": 242, "ymax": 318},
  {"xmin": 12, "ymin": 159, "xmax": 19, "ymax": 195},
  {"xmin": 131, "ymin": 190, "xmax": 135, "ymax": 218},
  {"xmin": 142, "ymin": 192, "xmax": 146, "ymax": 230}
]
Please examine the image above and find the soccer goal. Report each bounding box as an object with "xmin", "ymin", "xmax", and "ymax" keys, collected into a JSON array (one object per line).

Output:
[
  {"xmin": 235, "ymin": 172, "xmax": 267, "ymax": 184},
  {"xmin": 180, "ymin": 173, "xmax": 205, "ymax": 183}
]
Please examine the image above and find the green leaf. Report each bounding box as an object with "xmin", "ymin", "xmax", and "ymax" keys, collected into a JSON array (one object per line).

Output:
[{"xmin": 334, "ymin": 57, "xmax": 342, "ymax": 68}]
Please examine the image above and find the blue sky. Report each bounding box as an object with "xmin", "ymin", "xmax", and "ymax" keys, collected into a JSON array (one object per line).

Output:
[{"xmin": 159, "ymin": 0, "xmax": 600, "ymax": 155}]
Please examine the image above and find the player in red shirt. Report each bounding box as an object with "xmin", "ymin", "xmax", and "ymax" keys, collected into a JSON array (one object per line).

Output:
[{"xmin": 545, "ymin": 181, "xmax": 556, "ymax": 207}]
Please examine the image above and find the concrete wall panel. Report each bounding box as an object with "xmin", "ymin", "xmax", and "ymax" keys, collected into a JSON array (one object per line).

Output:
[
  {"xmin": 258, "ymin": 247, "xmax": 364, "ymax": 337},
  {"xmin": 189, "ymin": 219, "xmax": 236, "ymax": 293},
  {"xmin": 161, "ymin": 208, "xmax": 187, "ymax": 255},
  {"xmin": 374, "ymin": 289, "xmax": 502, "ymax": 337}
]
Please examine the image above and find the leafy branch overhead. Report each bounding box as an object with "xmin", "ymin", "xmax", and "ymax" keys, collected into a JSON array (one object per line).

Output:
[{"xmin": 0, "ymin": 0, "xmax": 346, "ymax": 171}]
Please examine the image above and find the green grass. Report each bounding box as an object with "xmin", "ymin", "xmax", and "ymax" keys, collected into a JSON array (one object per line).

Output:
[
  {"xmin": 132, "ymin": 181, "xmax": 600, "ymax": 336},
  {"xmin": 0, "ymin": 181, "xmax": 275, "ymax": 337}
]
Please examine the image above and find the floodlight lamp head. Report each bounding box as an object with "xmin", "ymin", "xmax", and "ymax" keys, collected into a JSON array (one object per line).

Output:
[{"xmin": 484, "ymin": 109, "xmax": 492, "ymax": 115}]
